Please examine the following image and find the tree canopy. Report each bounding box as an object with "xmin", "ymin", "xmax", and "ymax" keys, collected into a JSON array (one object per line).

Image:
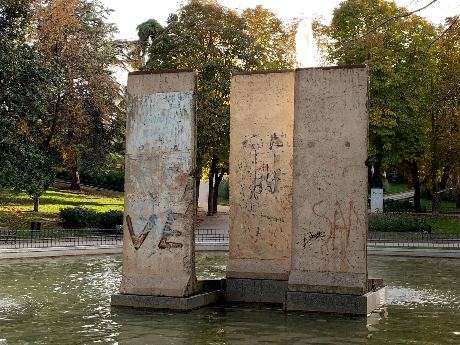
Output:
[
  {"xmin": 0, "ymin": 0, "xmax": 57, "ymax": 210},
  {"xmin": 0, "ymin": 0, "xmax": 124, "ymax": 211},
  {"xmin": 328, "ymin": 0, "xmax": 460, "ymax": 211},
  {"xmin": 133, "ymin": 0, "xmax": 296, "ymax": 214}
]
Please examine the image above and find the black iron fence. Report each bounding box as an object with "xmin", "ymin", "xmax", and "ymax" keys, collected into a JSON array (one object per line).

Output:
[
  {"xmin": 368, "ymin": 231, "xmax": 460, "ymax": 248},
  {"xmin": 3, "ymin": 228, "xmax": 459, "ymax": 249},
  {"xmin": 0, "ymin": 228, "xmax": 122, "ymax": 249},
  {"xmin": 195, "ymin": 229, "xmax": 229, "ymax": 243}
]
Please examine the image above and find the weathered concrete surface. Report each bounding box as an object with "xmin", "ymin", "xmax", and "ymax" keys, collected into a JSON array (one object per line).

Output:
[
  {"xmin": 227, "ymin": 71, "xmax": 294, "ymax": 280},
  {"xmin": 120, "ymin": 70, "xmax": 199, "ymax": 297},
  {"xmin": 284, "ymin": 286, "xmax": 386, "ymax": 315},
  {"xmin": 111, "ymin": 290, "xmax": 220, "ymax": 310},
  {"xmin": 289, "ymin": 66, "xmax": 369, "ymax": 295},
  {"xmin": 225, "ymin": 278, "xmax": 287, "ymax": 304}
]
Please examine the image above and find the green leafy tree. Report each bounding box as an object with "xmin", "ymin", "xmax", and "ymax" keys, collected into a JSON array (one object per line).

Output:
[
  {"xmin": 328, "ymin": 0, "xmax": 436, "ymax": 210},
  {"xmin": 134, "ymin": 0, "xmax": 295, "ymax": 215},
  {"xmin": 33, "ymin": 0, "xmax": 122, "ymax": 190},
  {"xmin": 0, "ymin": 0, "xmax": 57, "ymax": 211},
  {"xmin": 427, "ymin": 17, "xmax": 460, "ymax": 213}
]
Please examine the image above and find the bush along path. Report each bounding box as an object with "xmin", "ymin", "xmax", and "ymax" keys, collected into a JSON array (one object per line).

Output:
[{"xmin": 369, "ymin": 213, "xmax": 460, "ymax": 234}]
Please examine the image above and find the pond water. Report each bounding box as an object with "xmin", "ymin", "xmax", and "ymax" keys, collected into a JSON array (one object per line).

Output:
[{"xmin": 0, "ymin": 253, "xmax": 459, "ymax": 345}]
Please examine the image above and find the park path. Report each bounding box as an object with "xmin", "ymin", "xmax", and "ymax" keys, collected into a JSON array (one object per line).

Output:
[
  {"xmin": 196, "ymin": 205, "xmax": 229, "ymax": 234},
  {"xmin": 384, "ymin": 190, "xmax": 414, "ymax": 201}
]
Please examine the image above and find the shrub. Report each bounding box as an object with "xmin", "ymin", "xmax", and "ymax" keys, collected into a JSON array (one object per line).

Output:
[
  {"xmin": 97, "ymin": 210, "xmax": 123, "ymax": 229},
  {"xmin": 79, "ymin": 169, "xmax": 124, "ymax": 191},
  {"xmin": 60, "ymin": 207, "xmax": 123, "ymax": 228},
  {"xmin": 369, "ymin": 214, "xmax": 428, "ymax": 232},
  {"xmin": 59, "ymin": 207, "xmax": 98, "ymax": 228},
  {"xmin": 384, "ymin": 199, "xmax": 414, "ymax": 213},
  {"xmin": 420, "ymin": 188, "xmax": 432, "ymax": 200},
  {"xmin": 218, "ymin": 179, "xmax": 229, "ymax": 200}
]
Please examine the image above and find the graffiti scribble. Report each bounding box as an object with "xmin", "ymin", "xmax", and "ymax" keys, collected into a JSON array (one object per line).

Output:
[
  {"xmin": 126, "ymin": 215, "xmax": 150, "ymax": 250},
  {"xmin": 312, "ymin": 200, "xmax": 360, "ymax": 255},
  {"xmin": 298, "ymin": 231, "xmax": 326, "ymax": 248}
]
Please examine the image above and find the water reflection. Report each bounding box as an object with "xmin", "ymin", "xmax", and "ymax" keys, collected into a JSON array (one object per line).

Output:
[
  {"xmin": 113, "ymin": 305, "xmax": 376, "ymax": 345},
  {"xmin": 0, "ymin": 254, "xmax": 459, "ymax": 344}
]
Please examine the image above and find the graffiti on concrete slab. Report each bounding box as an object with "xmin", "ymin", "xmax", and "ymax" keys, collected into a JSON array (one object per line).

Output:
[
  {"xmin": 158, "ymin": 208, "xmax": 183, "ymax": 249},
  {"xmin": 126, "ymin": 215, "xmax": 150, "ymax": 250},
  {"xmin": 297, "ymin": 231, "xmax": 326, "ymax": 248},
  {"xmin": 242, "ymin": 132, "xmax": 285, "ymax": 200},
  {"xmin": 311, "ymin": 199, "xmax": 361, "ymax": 254}
]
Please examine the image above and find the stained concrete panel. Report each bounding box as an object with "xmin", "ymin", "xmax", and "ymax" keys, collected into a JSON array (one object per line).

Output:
[
  {"xmin": 289, "ymin": 66, "xmax": 369, "ymax": 295},
  {"xmin": 227, "ymin": 71, "xmax": 294, "ymax": 280},
  {"xmin": 120, "ymin": 70, "xmax": 198, "ymax": 297}
]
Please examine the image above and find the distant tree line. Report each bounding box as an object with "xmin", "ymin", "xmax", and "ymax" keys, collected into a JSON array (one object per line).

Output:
[
  {"xmin": 0, "ymin": 0, "xmax": 125, "ymax": 211},
  {"xmin": 2, "ymin": 0, "xmax": 459, "ymax": 216},
  {"xmin": 326, "ymin": 0, "xmax": 460, "ymax": 213}
]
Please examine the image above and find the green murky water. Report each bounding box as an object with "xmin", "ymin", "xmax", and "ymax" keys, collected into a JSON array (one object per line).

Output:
[{"xmin": 0, "ymin": 254, "xmax": 459, "ymax": 344}]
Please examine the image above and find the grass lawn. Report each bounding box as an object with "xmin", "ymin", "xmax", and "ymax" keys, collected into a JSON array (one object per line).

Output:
[
  {"xmin": 383, "ymin": 182, "xmax": 408, "ymax": 195},
  {"xmin": 425, "ymin": 216, "xmax": 460, "ymax": 234},
  {"xmin": 420, "ymin": 198, "xmax": 460, "ymax": 213},
  {"xmin": 0, "ymin": 185, "xmax": 123, "ymax": 230}
]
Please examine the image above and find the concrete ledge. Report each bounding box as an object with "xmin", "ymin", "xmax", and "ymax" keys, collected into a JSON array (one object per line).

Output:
[
  {"xmin": 288, "ymin": 270, "xmax": 367, "ymax": 295},
  {"xmin": 226, "ymin": 259, "xmax": 290, "ymax": 280},
  {"xmin": 0, "ymin": 245, "xmax": 122, "ymax": 259},
  {"xmin": 225, "ymin": 278, "xmax": 287, "ymax": 304},
  {"xmin": 111, "ymin": 290, "xmax": 221, "ymax": 311},
  {"xmin": 195, "ymin": 242, "xmax": 229, "ymax": 251},
  {"xmin": 368, "ymin": 247, "xmax": 460, "ymax": 258},
  {"xmin": 284, "ymin": 286, "xmax": 386, "ymax": 315}
]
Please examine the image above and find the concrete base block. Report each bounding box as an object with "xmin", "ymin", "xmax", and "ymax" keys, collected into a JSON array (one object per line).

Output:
[
  {"xmin": 284, "ymin": 286, "xmax": 387, "ymax": 315},
  {"xmin": 226, "ymin": 259, "xmax": 290, "ymax": 280},
  {"xmin": 288, "ymin": 270, "xmax": 367, "ymax": 295},
  {"xmin": 225, "ymin": 278, "xmax": 287, "ymax": 304},
  {"xmin": 111, "ymin": 290, "xmax": 220, "ymax": 311},
  {"xmin": 111, "ymin": 279, "xmax": 223, "ymax": 311}
]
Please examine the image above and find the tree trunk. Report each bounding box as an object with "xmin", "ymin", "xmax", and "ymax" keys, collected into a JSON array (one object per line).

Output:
[
  {"xmin": 367, "ymin": 164, "xmax": 373, "ymax": 193},
  {"xmin": 432, "ymin": 165, "xmax": 450, "ymax": 215},
  {"xmin": 70, "ymin": 166, "xmax": 81, "ymax": 190},
  {"xmin": 410, "ymin": 160, "xmax": 422, "ymax": 212},
  {"xmin": 371, "ymin": 160, "xmax": 383, "ymax": 188},
  {"xmin": 455, "ymin": 176, "xmax": 460, "ymax": 209},
  {"xmin": 207, "ymin": 156, "xmax": 217, "ymax": 216},
  {"xmin": 195, "ymin": 176, "xmax": 200, "ymax": 215},
  {"xmin": 33, "ymin": 197, "xmax": 39, "ymax": 212},
  {"xmin": 212, "ymin": 169, "xmax": 225, "ymax": 214}
]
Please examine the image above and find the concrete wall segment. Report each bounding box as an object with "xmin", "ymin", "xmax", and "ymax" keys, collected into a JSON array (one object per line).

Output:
[
  {"xmin": 289, "ymin": 66, "xmax": 369, "ymax": 295},
  {"xmin": 120, "ymin": 71, "xmax": 198, "ymax": 297},
  {"xmin": 227, "ymin": 71, "xmax": 295, "ymax": 280}
]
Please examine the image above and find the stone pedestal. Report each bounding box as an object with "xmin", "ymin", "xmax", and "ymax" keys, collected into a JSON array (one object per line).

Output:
[
  {"xmin": 285, "ymin": 283, "xmax": 386, "ymax": 315},
  {"xmin": 227, "ymin": 71, "xmax": 294, "ymax": 282},
  {"xmin": 288, "ymin": 66, "xmax": 369, "ymax": 296},
  {"xmin": 225, "ymin": 278, "xmax": 287, "ymax": 304},
  {"xmin": 112, "ymin": 279, "xmax": 224, "ymax": 311},
  {"xmin": 118, "ymin": 70, "xmax": 199, "ymax": 297}
]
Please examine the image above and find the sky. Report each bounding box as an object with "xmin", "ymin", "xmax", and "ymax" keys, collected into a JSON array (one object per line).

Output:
[{"xmin": 101, "ymin": 0, "xmax": 460, "ymax": 40}]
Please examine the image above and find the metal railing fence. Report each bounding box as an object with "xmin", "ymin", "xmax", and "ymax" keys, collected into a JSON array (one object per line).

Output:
[
  {"xmin": 368, "ymin": 231, "xmax": 460, "ymax": 248},
  {"xmin": 195, "ymin": 229, "xmax": 229, "ymax": 243},
  {"xmin": 0, "ymin": 228, "xmax": 122, "ymax": 249}
]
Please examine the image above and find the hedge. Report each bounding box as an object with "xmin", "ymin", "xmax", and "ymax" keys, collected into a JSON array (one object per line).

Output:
[
  {"xmin": 369, "ymin": 213, "xmax": 429, "ymax": 232},
  {"xmin": 60, "ymin": 207, "xmax": 123, "ymax": 229}
]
